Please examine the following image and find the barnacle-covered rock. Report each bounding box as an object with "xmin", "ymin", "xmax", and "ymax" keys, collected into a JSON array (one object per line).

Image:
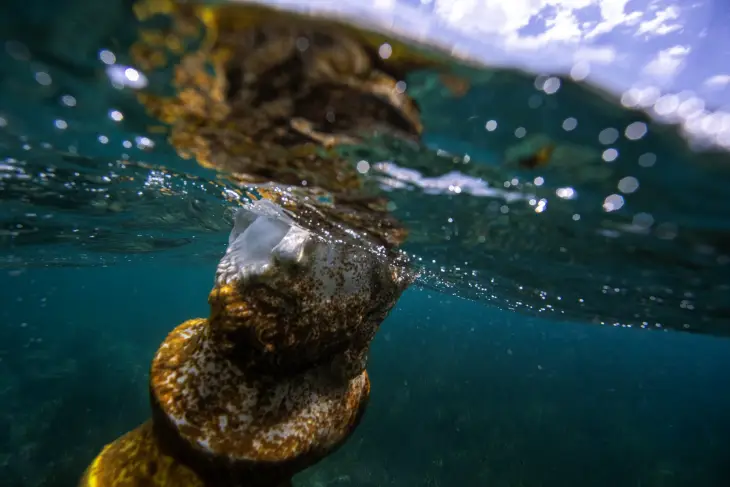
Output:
[
  {"xmin": 79, "ymin": 421, "xmax": 205, "ymax": 487},
  {"xmin": 82, "ymin": 198, "xmax": 414, "ymax": 487},
  {"xmin": 211, "ymin": 199, "xmax": 414, "ymax": 378},
  {"xmin": 149, "ymin": 318, "xmax": 370, "ymax": 487}
]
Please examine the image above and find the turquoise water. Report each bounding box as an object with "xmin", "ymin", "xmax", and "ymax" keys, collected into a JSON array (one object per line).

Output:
[
  {"xmin": 3, "ymin": 266, "xmax": 730, "ymax": 486},
  {"xmin": 2, "ymin": 1, "xmax": 730, "ymax": 486}
]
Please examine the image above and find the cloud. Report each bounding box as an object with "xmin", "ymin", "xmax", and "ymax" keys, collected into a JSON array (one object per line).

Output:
[
  {"xmin": 431, "ymin": 0, "xmax": 550, "ymax": 35},
  {"xmin": 573, "ymin": 46, "xmax": 617, "ymax": 63},
  {"xmin": 703, "ymin": 74, "xmax": 730, "ymax": 89},
  {"xmin": 584, "ymin": 0, "xmax": 642, "ymax": 39},
  {"xmin": 504, "ymin": 7, "xmax": 586, "ymax": 49},
  {"xmin": 635, "ymin": 6, "xmax": 682, "ymax": 36},
  {"xmin": 642, "ymin": 45, "xmax": 691, "ymax": 82},
  {"xmin": 430, "ymin": 0, "xmax": 686, "ymax": 48}
]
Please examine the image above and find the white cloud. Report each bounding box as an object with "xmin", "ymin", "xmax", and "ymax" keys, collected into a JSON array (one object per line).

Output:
[
  {"xmin": 642, "ymin": 45, "xmax": 691, "ymax": 82},
  {"xmin": 373, "ymin": 0, "xmax": 396, "ymax": 9},
  {"xmin": 431, "ymin": 0, "xmax": 551, "ymax": 35},
  {"xmin": 504, "ymin": 7, "xmax": 585, "ymax": 49},
  {"xmin": 430, "ymin": 0, "xmax": 685, "ymax": 48},
  {"xmin": 573, "ymin": 46, "xmax": 617, "ymax": 63},
  {"xmin": 703, "ymin": 75, "xmax": 730, "ymax": 89},
  {"xmin": 636, "ymin": 6, "xmax": 682, "ymax": 36},
  {"xmin": 584, "ymin": 0, "xmax": 642, "ymax": 39}
]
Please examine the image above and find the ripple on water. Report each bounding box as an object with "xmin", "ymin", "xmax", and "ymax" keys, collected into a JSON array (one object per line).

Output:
[{"xmin": 1, "ymin": 4, "xmax": 730, "ymax": 337}]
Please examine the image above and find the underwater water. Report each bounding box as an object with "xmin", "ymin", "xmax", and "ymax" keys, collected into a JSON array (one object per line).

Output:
[
  {"xmin": 3, "ymin": 266, "xmax": 730, "ymax": 487},
  {"xmin": 1, "ymin": 0, "xmax": 730, "ymax": 486}
]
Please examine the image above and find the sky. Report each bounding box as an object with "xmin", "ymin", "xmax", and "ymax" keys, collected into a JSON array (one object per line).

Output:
[
  {"xmin": 417, "ymin": 0, "xmax": 730, "ymax": 105},
  {"xmin": 243, "ymin": 0, "xmax": 730, "ymax": 148}
]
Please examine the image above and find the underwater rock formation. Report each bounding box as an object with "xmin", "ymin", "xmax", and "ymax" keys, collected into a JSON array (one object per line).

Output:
[{"xmin": 80, "ymin": 199, "xmax": 413, "ymax": 487}]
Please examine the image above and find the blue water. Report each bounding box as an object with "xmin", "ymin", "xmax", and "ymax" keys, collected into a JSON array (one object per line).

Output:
[
  {"xmin": 2, "ymin": 265, "xmax": 729, "ymax": 486},
  {"xmin": 2, "ymin": 1, "xmax": 730, "ymax": 486}
]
